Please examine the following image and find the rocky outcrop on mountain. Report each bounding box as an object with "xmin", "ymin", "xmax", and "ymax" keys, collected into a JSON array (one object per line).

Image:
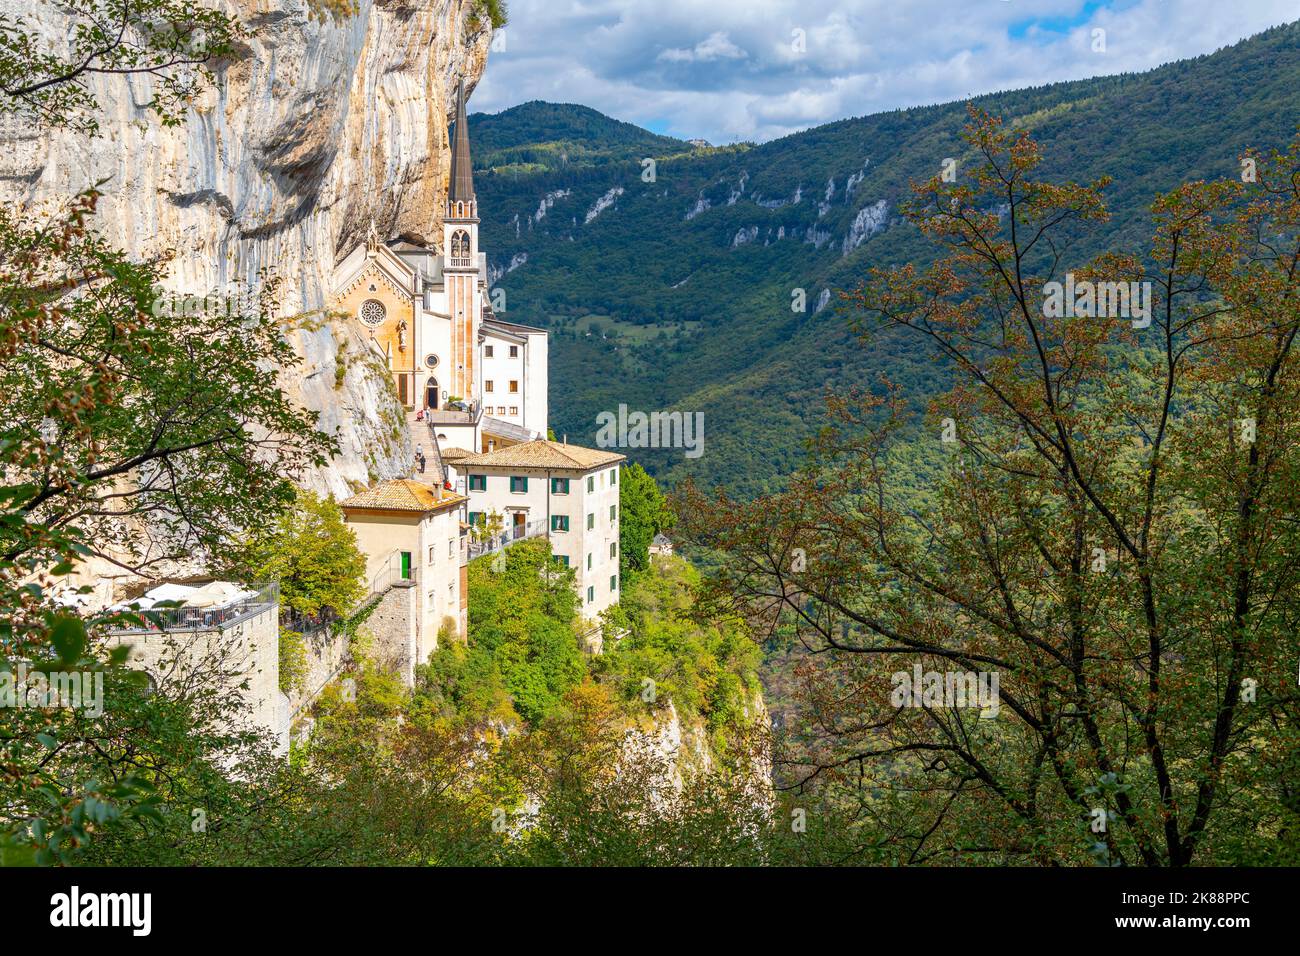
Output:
[
  {"xmin": 626, "ymin": 693, "xmax": 772, "ymax": 800},
  {"xmin": 584, "ymin": 186, "xmax": 624, "ymax": 225},
  {"xmin": 0, "ymin": 0, "xmax": 494, "ymax": 497},
  {"xmin": 841, "ymin": 198, "xmax": 889, "ymax": 255}
]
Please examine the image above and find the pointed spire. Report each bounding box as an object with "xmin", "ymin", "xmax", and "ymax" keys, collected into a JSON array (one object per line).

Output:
[{"xmin": 448, "ymin": 77, "xmax": 475, "ymax": 205}]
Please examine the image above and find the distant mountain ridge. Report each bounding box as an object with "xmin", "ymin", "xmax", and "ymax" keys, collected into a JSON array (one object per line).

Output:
[
  {"xmin": 470, "ymin": 101, "xmax": 689, "ymax": 173},
  {"xmin": 471, "ymin": 22, "xmax": 1300, "ymax": 495}
]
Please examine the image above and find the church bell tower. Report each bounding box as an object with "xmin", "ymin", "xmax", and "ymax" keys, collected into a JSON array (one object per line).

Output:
[{"xmin": 444, "ymin": 77, "xmax": 480, "ymax": 404}]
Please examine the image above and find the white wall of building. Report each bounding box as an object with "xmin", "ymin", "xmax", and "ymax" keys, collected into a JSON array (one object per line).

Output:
[
  {"xmin": 522, "ymin": 329, "xmax": 548, "ymax": 435},
  {"xmin": 464, "ymin": 463, "xmax": 621, "ymax": 619},
  {"xmin": 108, "ymin": 602, "xmax": 286, "ymax": 754},
  {"xmin": 344, "ymin": 504, "xmax": 465, "ymax": 666},
  {"xmin": 416, "ymin": 291, "xmax": 454, "ymax": 409},
  {"xmin": 418, "ymin": 507, "xmax": 465, "ymax": 643},
  {"xmin": 480, "ymin": 333, "xmax": 526, "ymax": 425},
  {"xmin": 480, "ymin": 326, "xmax": 549, "ymax": 438}
]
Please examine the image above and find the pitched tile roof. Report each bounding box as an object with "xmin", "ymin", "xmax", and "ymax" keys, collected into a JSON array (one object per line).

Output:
[
  {"xmin": 457, "ymin": 439, "xmax": 625, "ymax": 471},
  {"xmin": 340, "ymin": 479, "xmax": 466, "ymax": 513},
  {"xmin": 439, "ymin": 446, "xmax": 474, "ymax": 460}
]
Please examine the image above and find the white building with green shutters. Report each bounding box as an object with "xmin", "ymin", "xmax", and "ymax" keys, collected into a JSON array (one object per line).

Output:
[{"xmin": 449, "ymin": 439, "xmax": 625, "ymax": 622}]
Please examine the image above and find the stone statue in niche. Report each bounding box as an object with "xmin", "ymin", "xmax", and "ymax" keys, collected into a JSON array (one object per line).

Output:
[{"xmin": 397, "ymin": 319, "xmax": 407, "ymax": 352}]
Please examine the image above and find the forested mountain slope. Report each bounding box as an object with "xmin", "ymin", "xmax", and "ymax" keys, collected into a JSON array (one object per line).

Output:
[{"xmin": 473, "ymin": 22, "xmax": 1300, "ymax": 495}]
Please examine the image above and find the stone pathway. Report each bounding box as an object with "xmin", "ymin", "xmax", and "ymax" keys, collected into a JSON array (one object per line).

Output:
[{"xmin": 405, "ymin": 407, "xmax": 445, "ymax": 482}]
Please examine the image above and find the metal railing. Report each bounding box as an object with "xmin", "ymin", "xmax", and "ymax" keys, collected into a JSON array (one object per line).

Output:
[
  {"xmin": 425, "ymin": 399, "xmax": 480, "ymax": 425},
  {"xmin": 467, "ymin": 519, "xmax": 550, "ymax": 561},
  {"xmin": 110, "ymin": 582, "xmax": 279, "ymax": 634},
  {"xmin": 423, "ymin": 419, "xmax": 447, "ymax": 482},
  {"xmin": 366, "ymin": 550, "xmax": 419, "ymax": 600}
]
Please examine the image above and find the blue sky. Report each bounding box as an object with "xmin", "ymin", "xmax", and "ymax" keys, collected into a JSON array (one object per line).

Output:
[
  {"xmin": 473, "ymin": 0, "xmax": 1298, "ymax": 144},
  {"xmin": 1007, "ymin": 0, "xmax": 1114, "ymax": 39}
]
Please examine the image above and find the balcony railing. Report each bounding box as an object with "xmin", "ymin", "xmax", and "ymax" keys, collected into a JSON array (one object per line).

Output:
[
  {"xmin": 467, "ymin": 519, "xmax": 550, "ymax": 562},
  {"xmin": 425, "ymin": 399, "xmax": 480, "ymax": 426},
  {"xmin": 110, "ymin": 582, "xmax": 279, "ymax": 635}
]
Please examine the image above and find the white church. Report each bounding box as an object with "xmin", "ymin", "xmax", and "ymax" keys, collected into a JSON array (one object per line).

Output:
[{"xmin": 331, "ymin": 78, "xmax": 549, "ymax": 458}]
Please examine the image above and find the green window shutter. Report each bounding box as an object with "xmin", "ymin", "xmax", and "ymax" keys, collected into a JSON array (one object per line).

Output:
[{"xmin": 400, "ymin": 552, "xmax": 412, "ymax": 579}]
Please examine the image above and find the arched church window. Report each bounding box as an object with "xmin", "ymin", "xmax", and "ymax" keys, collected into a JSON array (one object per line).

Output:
[
  {"xmin": 451, "ymin": 230, "xmax": 470, "ymax": 266},
  {"xmin": 359, "ymin": 299, "xmax": 386, "ymax": 327}
]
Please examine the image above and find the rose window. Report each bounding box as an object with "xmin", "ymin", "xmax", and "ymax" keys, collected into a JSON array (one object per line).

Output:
[{"xmin": 360, "ymin": 299, "xmax": 386, "ymax": 326}]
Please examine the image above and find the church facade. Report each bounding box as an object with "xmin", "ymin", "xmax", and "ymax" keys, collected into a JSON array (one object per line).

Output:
[{"xmin": 331, "ymin": 78, "xmax": 548, "ymax": 457}]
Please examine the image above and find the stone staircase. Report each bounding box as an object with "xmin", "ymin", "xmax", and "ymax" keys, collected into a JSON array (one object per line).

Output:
[{"xmin": 405, "ymin": 408, "xmax": 444, "ymax": 482}]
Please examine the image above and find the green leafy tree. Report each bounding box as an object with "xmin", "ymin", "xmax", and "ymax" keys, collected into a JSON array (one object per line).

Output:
[
  {"xmin": 0, "ymin": 2, "xmax": 333, "ymax": 864},
  {"xmin": 618, "ymin": 462, "xmax": 674, "ymax": 580},
  {"xmin": 470, "ymin": 0, "xmax": 508, "ymax": 30},
  {"xmin": 494, "ymin": 680, "xmax": 774, "ymax": 866},
  {"xmin": 0, "ymin": 0, "xmax": 244, "ymax": 131},
  {"xmin": 225, "ymin": 489, "xmax": 364, "ymax": 694},
  {"xmin": 593, "ymin": 554, "xmax": 760, "ymax": 740},
  {"xmin": 0, "ymin": 187, "xmax": 331, "ymax": 859},
  {"xmin": 1, "ymin": 192, "xmax": 333, "ymax": 578},
  {"xmin": 682, "ymin": 109, "xmax": 1300, "ymax": 866},
  {"xmin": 422, "ymin": 538, "xmax": 583, "ymax": 725},
  {"xmin": 227, "ymin": 489, "xmax": 366, "ymax": 620},
  {"xmin": 470, "ymin": 507, "xmax": 506, "ymax": 544}
]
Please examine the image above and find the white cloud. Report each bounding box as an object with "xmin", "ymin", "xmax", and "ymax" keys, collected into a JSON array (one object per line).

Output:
[
  {"xmin": 473, "ymin": 0, "xmax": 1300, "ymax": 144},
  {"xmin": 658, "ymin": 30, "xmax": 749, "ymax": 63}
]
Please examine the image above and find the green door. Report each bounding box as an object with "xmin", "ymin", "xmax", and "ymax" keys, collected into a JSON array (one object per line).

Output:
[{"xmin": 400, "ymin": 551, "xmax": 412, "ymax": 579}]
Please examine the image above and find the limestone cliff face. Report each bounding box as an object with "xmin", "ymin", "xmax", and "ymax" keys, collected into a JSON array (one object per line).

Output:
[
  {"xmin": 0, "ymin": 0, "xmax": 493, "ymax": 497},
  {"xmin": 631, "ymin": 693, "xmax": 773, "ymax": 799}
]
